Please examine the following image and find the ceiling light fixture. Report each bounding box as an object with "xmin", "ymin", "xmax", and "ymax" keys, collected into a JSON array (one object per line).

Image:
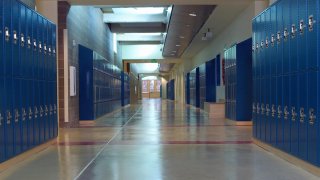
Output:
[
  {"xmin": 179, "ymin": 36, "xmax": 185, "ymax": 39},
  {"xmin": 189, "ymin": 13, "xmax": 197, "ymax": 17},
  {"xmin": 202, "ymin": 33, "xmax": 207, "ymax": 41},
  {"xmin": 176, "ymin": 44, "xmax": 181, "ymax": 47},
  {"xmin": 206, "ymin": 28, "xmax": 213, "ymax": 38},
  {"xmin": 172, "ymin": 50, "xmax": 177, "ymax": 53},
  {"xmin": 186, "ymin": 24, "xmax": 191, "ymax": 27}
]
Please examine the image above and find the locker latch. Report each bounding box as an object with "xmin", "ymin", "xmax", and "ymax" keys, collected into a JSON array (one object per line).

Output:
[
  {"xmin": 299, "ymin": 108, "xmax": 306, "ymax": 123},
  {"xmin": 284, "ymin": 106, "xmax": 289, "ymax": 120},
  {"xmin": 308, "ymin": 15, "xmax": 316, "ymax": 32},
  {"xmin": 48, "ymin": 47, "xmax": 52, "ymax": 55},
  {"xmin": 291, "ymin": 107, "xmax": 297, "ymax": 122},
  {"xmin": 53, "ymin": 48, "xmax": 56, "ymax": 56},
  {"xmin": 13, "ymin": 31, "xmax": 18, "ymax": 44},
  {"xmin": 27, "ymin": 37, "xmax": 31, "ymax": 49},
  {"xmin": 0, "ymin": 113, "xmax": 3, "ymax": 126},
  {"xmin": 299, "ymin": 20, "xmax": 305, "ymax": 35},
  {"xmin": 34, "ymin": 107, "xmax": 38, "ymax": 118},
  {"xmin": 45, "ymin": 105, "xmax": 48, "ymax": 116},
  {"xmin": 260, "ymin": 41, "xmax": 264, "ymax": 49},
  {"xmin": 266, "ymin": 104, "xmax": 270, "ymax": 116},
  {"xmin": 283, "ymin": 28, "xmax": 289, "ymax": 41},
  {"xmin": 291, "ymin": 24, "xmax": 297, "ymax": 38},
  {"xmin": 256, "ymin": 43, "xmax": 259, "ymax": 50},
  {"xmin": 277, "ymin": 105, "xmax": 282, "ymax": 119},
  {"xmin": 54, "ymin": 104, "xmax": 57, "ymax": 114},
  {"xmin": 277, "ymin": 31, "xmax": 281, "ymax": 44},
  {"xmin": 5, "ymin": 27, "xmax": 10, "ymax": 41},
  {"xmin": 261, "ymin": 104, "xmax": 265, "ymax": 115},
  {"xmin": 39, "ymin": 42, "xmax": 42, "ymax": 53},
  {"xmin": 44, "ymin": 44, "xmax": 47, "ymax": 54},
  {"xmin": 252, "ymin": 45, "xmax": 255, "ymax": 52},
  {"xmin": 265, "ymin": 37, "xmax": 269, "ymax": 48},
  {"xmin": 40, "ymin": 106, "xmax": 44, "ymax": 117},
  {"xmin": 256, "ymin": 103, "xmax": 260, "ymax": 114},
  {"xmin": 22, "ymin": 108, "xmax": 27, "ymax": 121},
  {"xmin": 252, "ymin": 103, "xmax": 256, "ymax": 113},
  {"xmin": 21, "ymin": 34, "xmax": 25, "ymax": 47},
  {"xmin": 50, "ymin": 105, "xmax": 53, "ymax": 115},
  {"xmin": 309, "ymin": 108, "xmax": 316, "ymax": 125},
  {"xmin": 33, "ymin": 40, "xmax": 37, "ymax": 51},
  {"xmin": 14, "ymin": 109, "xmax": 20, "ymax": 123},
  {"xmin": 28, "ymin": 107, "xmax": 33, "ymax": 120},
  {"xmin": 6, "ymin": 111, "xmax": 12, "ymax": 124},
  {"xmin": 271, "ymin": 34, "xmax": 275, "ymax": 46}
]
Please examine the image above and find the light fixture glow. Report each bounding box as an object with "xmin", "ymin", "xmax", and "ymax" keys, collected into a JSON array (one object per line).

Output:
[
  {"xmin": 123, "ymin": 33, "xmax": 162, "ymax": 36},
  {"xmin": 112, "ymin": 7, "xmax": 165, "ymax": 15},
  {"xmin": 179, "ymin": 36, "xmax": 185, "ymax": 39},
  {"xmin": 189, "ymin": 13, "xmax": 197, "ymax": 17},
  {"xmin": 206, "ymin": 28, "xmax": 213, "ymax": 38},
  {"xmin": 176, "ymin": 44, "xmax": 181, "ymax": 47}
]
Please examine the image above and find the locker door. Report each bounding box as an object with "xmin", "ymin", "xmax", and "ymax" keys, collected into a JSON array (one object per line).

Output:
[
  {"xmin": 290, "ymin": 73, "xmax": 299, "ymax": 156},
  {"xmin": 26, "ymin": 7, "xmax": 32, "ymax": 79},
  {"xmin": 270, "ymin": 76, "xmax": 277, "ymax": 146},
  {"xmin": 283, "ymin": 75, "xmax": 290, "ymax": 153},
  {"xmin": 44, "ymin": 82, "xmax": 49, "ymax": 141},
  {"xmin": 49, "ymin": 82, "xmax": 53, "ymax": 139},
  {"xmin": 282, "ymin": 0, "xmax": 290, "ymax": 75},
  {"xmin": 38, "ymin": 16, "xmax": 44, "ymax": 81},
  {"xmin": 39, "ymin": 81, "xmax": 45, "ymax": 144},
  {"xmin": 33, "ymin": 80, "xmax": 39, "ymax": 145},
  {"xmin": 52, "ymin": 24, "xmax": 57, "ymax": 82},
  {"xmin": 12, "ymin": 0, "xmax": 20, "ymax": 78},
  {"xmin": 270, "ymin": 5, "xmax": 277, "ymax": 77},
  {"xmin": 53, "ymin": 82, "xmax": 58, "ymax": 137},
  {"xmin": 21, "ymin": 79, "xmax": 28, "ymax": 151},
  {"xmin": 4, "ymin": 77, "xmax": 14, "ymax": 159},
  {"xmin": 4, "ymin": 0, "xmax": 12, "ymax": 77},
  {"xmin": 261, "ymin": 77, "xmax": 266, "ymax": 142},
  {"xmin": 28, "ymin": 79, "xmax": 34, "ymax": 147},
  {"xmin": 276, "ymin": 75, "xmax": 283, "ymax": 149},
  {"xmin": 0, "ymin": 78, "xmax": 5, "ymax": 162},
  {"xmin": 306, "ymin": 0, "xmax": 318, "ymax": 70},
  {"xmin": 12, "ymin": 78, "xmax": 22, "ymax": 155},
  {"xmin": 276, "ymin": 0, "xmax": 283, "ymax": 77},
  {"xmin": 20, "ymin": 4, "xmax": 27, "ymax": 78},
  {"xmin": 298, "ymin": 0, "xmax": 307, "ymax": 71},
  {"xmin": 298, "ymin": 71, "xmax": 308, "ymax": 160},
  {"xmin": 307, "ymin": 70, "xmax": 318, "ymax": 165},
  {"xmin": 290, "ymin": 0, "xmax": 298, "ymax": 73},
  {"xmin": 256, "ymin": 78, "xmax": 261, "ymax": 139},
  {"xmin": 265, "ymin": 8, "xmax": 271, "ymax": 143},
  {"xmin": 0, "ymin": 0, "xmax": 3, "ymax": 77},
  {"xmin": 32, "ymin": 12, "xmax": 38, "ymax": 80}
]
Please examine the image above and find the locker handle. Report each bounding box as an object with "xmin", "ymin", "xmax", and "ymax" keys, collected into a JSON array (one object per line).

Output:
[
  {"xmin": 261, "ymin": 104, "xmax": 265, "ymax": 115},
  {"xmin": 284, "ymin": 106, "xmax": 289, "ymax": 120},
  {"xmin": 14, "ymin": 109, "xmax": 20, "ymax": 123},
  {"xmin": 13, "ymin": 31, "xmax": 18, "ymax": 44},
  {"xmin": 40, "ymin": 106, "xmax": 44, "ymax": 117},
  {"xmin": 0, "ymin": 113, "xmax": 3, "ymax": 126},
  {"xmin": 27, "ymin": 37, "xmax": 31, "ymax": 48},
  {"xmin": 44, "ymin": 44, "xmax": 47, "ymax": 54},
  {"xmin": 45, "ymin": 106, "xmax": 48, "ymax": 116},
  {"xmin": 54, "ymin": 104, "xmax": 57, "ymax": 114},
  {"xmin": 265, "ymin": 38, "xmax": 269, "ymax": 48},
  {"xmin": 308, "ymin": 15, "xmax": 316, "ymax": 32},
  {"xmin": 21, "ymin": 34, "xmax": 25, "ymax": 47},
  {"xmin": 252, "ymin": 45, "xmax": 255, "ymax": 52},
  {"xmin": 48, "ymin": 47, "xmax": 52, "ymax": 55},
  {"xmin": 283, "ymin": 29, "xmax": 289, "ymax": 41},
  {"xmin": 291, "ymin": 24, "xmax": 297, "ymax": 38},
  {"xmin": 53, "ymin": 48, "xmax": 56, "ymax": 56},
  {"xmin": 271, "ymin": 34, "xmax": 275, "ymax": 46},
  {"xmin": 256, "ymin": 43, "xmax": 259, "ymax": 50},
  {"xmin": 277, "ymin": 32, "xmax": 281, "ymax": 43},
  {"xmin": 33, "ymin": 40, "xmax": 37, "ymax": 51},
  {"xmin": 260, "ymin": 41, "xmax": 264, "ymax": 49},
  {"xmin": 299, "ymin": 108, "xmax": 306, "ymax": 123},
  {"xmin": 309, "ymin": 109, "xmax": 316, "ymax": 125},
  {"xmin": 28, "ymin": 107, "xmax": 33, "ymax": 120},
  {"xmin": 39, "ymin": 42, "xmax": 42, "ymax": 52},
  {"xmin": 266, "ymin": 105, "xmax": 270, "ymax": 116},
  {"xmin": 34, "ymin": 107, "xmax": 38, "ymax": 118},
  {"xmin": 277, "ymin": 106, "xmax": 282, "ymax": 118},
  {"xmin": 256, "ymin": 103, "xmax": 260, "ymax": 114},
  {"xmin": 22, "ymin": 108, "xmax": 27, "ymax": 121},
  {"xmin": 50, "ymin": 105, "xmax": 53, "ymax": 115},
  {"xmin": 5, "ymin": 27, "xmax": 10, "ymax": 41},
  {"xmin": 6, "ymin": 111, "xmax": 12, "ymax": 124},
  {"xmin": 299, "ymin": 20, "xmax": 305, "ymax": 35},
  {"xmin": 291, "ymin": 107, "xmax": 297, "ymax": 122},
  {"xmin": 252, "ymin": 103, "xmax": 256, "ymax": 113}
]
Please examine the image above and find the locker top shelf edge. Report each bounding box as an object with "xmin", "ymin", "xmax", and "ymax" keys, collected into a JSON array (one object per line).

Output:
[{"xmin": 18, "ymin": 0, "xmax": 57, "ymax": 26}]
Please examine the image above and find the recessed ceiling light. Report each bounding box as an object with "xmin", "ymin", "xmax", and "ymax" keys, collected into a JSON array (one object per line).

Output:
[
  {"xmin": 172, "ymin": 50, "xmax": 177, "ymax": 53},
  {"xmin": 176, "ymin": 44, "xmax": 181, "ymax": 47},
  {"xmin": 189, "ymin": 13, "xmax": 197, "ymax": 17},
  {"xmin": 186, "ymin": 24, "xmax": 191, "ymax": 27},
  {"xmin": 179, "ymin": 36, "xmax": 185, "ymax": 39}
]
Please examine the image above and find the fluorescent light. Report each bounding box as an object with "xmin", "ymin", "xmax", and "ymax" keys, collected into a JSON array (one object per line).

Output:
[
  {"xmin": 189, "ymin": 13, "xmax": 197, "ymax": 17},
  {"xmin": 179, "ymin": 36, "xmax": 185, "ymax": 39},
  {"xmin": 112, "ymin": 7, "xmax": 165, "ymax": 15},
  {"xmin": 176, "ymin": 44, "xmax": 181, "ymax": 47},
  {"xmin": 123, "ymin": 33, "xmax": 162, "ymax": 36}
]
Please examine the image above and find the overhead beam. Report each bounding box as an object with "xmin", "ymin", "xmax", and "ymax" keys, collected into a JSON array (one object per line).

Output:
[
  {"xmin": 104, "ymin": 14, "xmax": 167, "ymax": 23},
  {"xmin": 110, "ymin": 23, "xmax": 166, "ymax": 33},
  {"xmin": 67, "ymin": 0, "xmax": 255, "ymax": 6},
  {"xmin": 117, "ymin": 35, "xmax": 163, "ymax": 42}
]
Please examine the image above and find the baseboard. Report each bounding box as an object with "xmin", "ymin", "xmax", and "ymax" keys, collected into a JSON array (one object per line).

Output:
[
  {"xmin": 0, "ymin": 138, "xmax": 57, "ymax": 172},
  {"xmin": 253, "ymin": 138, "xmax": 320, "ymax": 177}
]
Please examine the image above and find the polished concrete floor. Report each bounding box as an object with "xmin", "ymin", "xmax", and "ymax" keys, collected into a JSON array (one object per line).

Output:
[{"xmin": 0, "ymin": 99, "xmax": 319, "ymax": 180}]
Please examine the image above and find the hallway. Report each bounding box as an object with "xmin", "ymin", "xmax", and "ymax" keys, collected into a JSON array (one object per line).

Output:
[{"xmin": 0, "ymin": 99, "xmax": 318, "ymax": 180}]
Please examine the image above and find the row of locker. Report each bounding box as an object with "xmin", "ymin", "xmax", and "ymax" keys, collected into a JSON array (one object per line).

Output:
[
  {"xmin": 0, "ymin": 78, "xmax": 58, "ymax": 162},
  {"xmin": 121, "ymin": 72, "xmax": 130, "ymax": 106},
  {"xmin": 224, "ymin": 38, "xmax": 252, "ymax": 121},
  {"xmin": 252, "ymin": 0, "xmax": 319, "ymax": 78},
  {"xmin": 199, "ymin": 64, "xmax": 206, "ymax": 109},
  {"xmin": 252, "ymin": 0, "xmax": 320, "ymax": 166},
  {"xmin": 0, "ymin": 0, "xmax": 57, "ymax": 80}
]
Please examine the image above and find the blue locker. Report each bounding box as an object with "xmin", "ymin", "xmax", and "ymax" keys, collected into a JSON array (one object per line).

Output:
[
  {"xmin": 307, "ymin": 70, "xmax": 318, "ymax": 165},
  {"xmin": 20, "ymin": 4, "xmax": 27, "ymax": 78},
  {"xmin": 38, "ymin": 16, "xmax": 44, "ymax": 81},
  {"xmin": 32, "ymin": 11, "xmax": 38, "ymax": 80},
  {"xmin": 283, "ymin": 75, "xmax": 290, "ymax": 152},
  {"xmin": 53, "ymin": 83, "xmax": 58, "ymax": 137},
  {"xmin": 306, "ymin": 0, "xmax": 318, "ymax": 70},
  {"xmin": 12, "ymin": 78, "xmax": 22, "ymax": 155},
  {"xmin": 290, "ymin": 0, "xmax": 298, "ymax": 73},
  {"xmin": 270, "ymin": 5, "xmax": 277, "ymax": 76},
  {"xmin": 0, "ymin": 0, "xmax": 3, "ymax": 77},
  {"xmin": 0, "ymin": 78, "xmax": 5, "ymax": 162},
  {"xmin": 52, "ymin": 24, "xmax": 57, "ymax": 82},
  {"xmin": 44, "ymin": 82, "xmax": 50, "ymax": 141},
  {"xmin": 33, "ymin": 81, "xmax": 40, "ymax": 145},
  {"xmin": 27, "ymin": 79, "xmax": 34, "ymax": 147},
  {"xmin": 12, "ymin": 0, "xmax": 20, "ymax": 78},
  {"xmin": 39, "ymin": 81, "xmax": 45, "ymax": 143},
  {"xmin": 4, "ymin": 77, "xmax": 14, "ymax": 159},
  {"xmin": 256, "ymin": 79, "xmax": 261, "ymax": 139},
  {"xmin": 276, "ymin": 75, "xmax": 283, "ymax": 149},
  {"xmin": 298, "ymin": 72, "xmax": 308, "ymax": 160},
  {"xmin": 256, "ymin": 15, "xmax": 261, "ymax": 80},
  {"xmin": 276, "ymin": 0, "xmax": 283, "ymax": 77},
  {"xmin": 297, "ymin": 0, "xmax": 307, "ymax": 71},
  {"xmin": 21, "ymin": 80, "xmax": 28, "ymax": 151},
  {"xmin": 49, "ymin": 83, "xmax": 54, "ymax": 139},
  {"xmin": 270, "ymin": 76, "xmax": 277, "ymax": 146},
  {"xmin": 4, "ymin": 0, "xmax": 13, "ymax": 77},
  {"xmin": 282, "ymin": 0, "xmax": 290, "ymax": 75},
  {"xmin": 47, "ymin": 23, "xmax": 52, "ymax": 82},
  {"xmin": 290, "ymin": 73, "xmax": 299, "ymax": 156},
  {"xmin": 26, "ymin": 7, "xmax": 33, "ymax": 79},
  {"xmin": 265, "ymin": 8, "xmax": 271, "ymax": 143}
]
